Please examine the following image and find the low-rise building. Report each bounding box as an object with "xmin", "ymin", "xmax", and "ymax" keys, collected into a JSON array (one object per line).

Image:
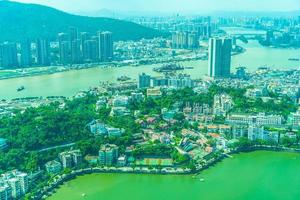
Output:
[
  {"xmin": 45, "ymin": 160, "xmax": 62, "ymax": 174},
  {"xmin": 226, "ymin": 113, "xmax": 283, "ymax": 126},
  {"xmin": 147, "ymin": 88, "xmax": 162, "ymax": 98},
  {"xmin": 117, "ymin": 156, "xmax": 127, "ymax": 167},
  {"xmin": 288, "ymin": 110, "xmax": 300, "ymax": 127},
  {"xmin": 88, "ymin": 120, "xmax": 123, "ymax": 137}
]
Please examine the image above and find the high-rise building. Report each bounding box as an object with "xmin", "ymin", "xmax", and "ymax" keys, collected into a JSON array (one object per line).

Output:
[
  {"xmin": 59, "ymin": 150, "xmax": 82, "ymax": 168},
  {"xmin": 36, "ymin": 39, "xmax": 50, "ymax": 66},
  {"xmin": 99, "ymin": 144, "xmax": 119, "ymax": 166},
  {"xmin": 60, "ymin": 153, "xmax": 73, "ymax": 168},
  {"xmin": 187, "ymin": 32, "xmax": 198, "ymax": 49},
  {"xmin": 172, "ymin": 31, "xmax": 188, "ymax": 49},
  {"xmin": 8, "ymin": 178, "xmax": 21, "ymax": 199},
  {"xmin": 266, "ymin": 30, "xmax": 274, "ymax": 45},
  {"xmin": 16, "ymin": 173, "xmax": 28, "ymax": 195},
  {"xmin": 98, "ymin": 31, "xmax": 113, "ymax": 62},
  {"xmin": 71, "ymin": 39, "xmax": 82, "ymax": 64},
  {"xmin": 83, "ymin": 40, "xmax": 98, "ymax": 62},
  {"xmin": 58, "ymin": 33, "xmax": 70, "ymax": 64},
  {"xmin": 80, "ymin": 32, "xmax": 89, "ymax": 58},
  {"xmin": 196, "ymin": 24, "xmax": 211, "ymax": 39},
  {"xmin": 0, "ymin": 42, "xmax": 18, "ymax": 68},
  {"xmin": 69, "ymin": 27, "xmax": 78, "ymax": 43},
  {"xmin": 0, "ymin": 185, "xmax": 12, "ymax": 200},
  {"xmin": 20, "ymin": 40, "xmax": 32, "ymax": 67},
  {"xmin": 0, "ymin": 171, "xmax": 28, "ymax": 200},
  {"xmin": 59, "ymin": 41, "xmax": 70, "ymax": 64},
  {"xmin": 208, "ymin": 37, "xmax": 232, "ymax": 78},
  {"xmin": 138, "ymin": 73, "xmax": 151, "ymax": 88}
]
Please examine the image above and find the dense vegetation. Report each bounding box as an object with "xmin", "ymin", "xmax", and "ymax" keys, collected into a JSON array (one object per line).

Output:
[
  {"xmin": 0, "ymin": 86, "xmax": 298, "ymax": 173},
  {"xmin": 0, "ymin": 1, "xmax": 166, "ymax": 42}
]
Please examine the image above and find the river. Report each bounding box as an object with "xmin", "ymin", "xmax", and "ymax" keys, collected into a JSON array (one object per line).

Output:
[
  {"xmin": 48, "ymin": 151, "xmax": 300, "ymax": 200},
  {"xmin": 0, "ymin": 40, "xmax": 299, "ymax": 100}
]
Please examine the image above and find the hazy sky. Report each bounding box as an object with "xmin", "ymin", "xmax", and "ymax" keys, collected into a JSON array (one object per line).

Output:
[{"xmin": 14, "ymin": 0, "xmax": 300, "ymax": 13}]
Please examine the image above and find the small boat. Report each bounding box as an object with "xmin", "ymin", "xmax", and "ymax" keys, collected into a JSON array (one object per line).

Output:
[
  {"xmin": 185, "ymin": 66, "xmax": 194, "ymax": 69},
  {"xmin": 82, "ymin": 193, "xmax": 86, "ymax": 197},
  {"xmin": 288, "ymin": 58, "xmax": 300, "ymax": 61},
  {"xmin": 17, "ymin": 86, "xmax": 25, "ymax": 92},
  {"xmin": 200, "ymin": 178, "xmax": 205, "ymax": 182}
]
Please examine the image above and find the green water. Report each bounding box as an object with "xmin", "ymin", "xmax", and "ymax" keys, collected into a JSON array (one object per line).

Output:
[{"xmin": 48, "ymin": 151, "xmax": 300, "ymax": 200}]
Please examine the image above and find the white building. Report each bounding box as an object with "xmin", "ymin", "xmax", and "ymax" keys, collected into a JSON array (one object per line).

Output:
[
  {"xmin": 227, "ymin": 113, "xmax": 283, "ymax": 126},
  {"xmin": 0, "ymin": 170, "xmax": 28, "ymax": 199},
  {"xmin": 112, "ymin": 96, "xmax": 129, "ymax": 107},
  {"xmin": 45, "ymin": 160, "xmax": 62, "ymax": 174},
  {"xmin": 213, "ymin": 93, "xmax": 233, "ymax": 116}
]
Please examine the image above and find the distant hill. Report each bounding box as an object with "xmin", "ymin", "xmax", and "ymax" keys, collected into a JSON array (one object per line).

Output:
[{"xmin": 0, "ymin": 1, "xmax": 165, "ymax": 42}]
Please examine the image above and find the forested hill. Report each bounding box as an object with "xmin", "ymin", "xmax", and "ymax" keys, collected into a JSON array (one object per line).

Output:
[{"xmin": 0, "ymin": 1, "xmax": 165, "ymax": 42}]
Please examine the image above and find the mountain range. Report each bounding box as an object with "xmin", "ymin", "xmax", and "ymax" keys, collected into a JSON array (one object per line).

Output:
[{"xmin": 0, "ymin": 1, "xmax": 165, "ymax": 42}]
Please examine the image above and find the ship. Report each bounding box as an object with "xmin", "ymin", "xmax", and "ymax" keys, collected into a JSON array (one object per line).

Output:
[
  {"xmin": 288, "ymin": 58, "xmax": 300, "ymax": 61},
  {"xmin": 17, "ymin": 86, "xmax": 25, "ymax": 92},
  {"xmin": 153, "ymin": 63, "xmax": 184, "ymax": 73},
  {"xmin": 117, "ymin": 76, "xmax": 131, "ymax": 82},
  {"xmin": 185, "ymin": 66, "xmax": 194, "ymax": 69}
]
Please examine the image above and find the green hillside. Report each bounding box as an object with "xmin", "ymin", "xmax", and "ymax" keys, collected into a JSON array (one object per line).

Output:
[{"xmin": 0, "ymin": 1, "xmax": 165, "ymax": 42}]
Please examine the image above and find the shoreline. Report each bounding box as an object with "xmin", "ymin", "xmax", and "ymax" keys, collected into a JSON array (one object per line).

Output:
[
  {"xmin": 38, "ymin": 146, "xmax": 300, "ymax": 200},
  {"xmin": 0, "ymin": 46, "xmax": 247, "ymax": 81}
]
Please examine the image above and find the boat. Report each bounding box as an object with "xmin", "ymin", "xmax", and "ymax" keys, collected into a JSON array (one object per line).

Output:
[
  {"xmin": 117, "ymin": 76, "xmax": 131, "ymax": 82},
  {"xmin": 153, "ymin": 63, "xmax": 184, "ymax": 73},
  {"xmin": 185, "ymin": 66, "xmax": 194, "ymax": 69},
  {"xmin": 200, "ymin": 178, "xmax": 205, "ymax": 182},
  {"xmin": 288, "ymin": 58, "xmax": 300, "ymax": 61},
  {"xmin": 81, "ymin": 193, "xmax": 86, "ymax": 197},
  {"xmin": 17, "ymin": 86, "xmax": 25, "ymax": 92}
]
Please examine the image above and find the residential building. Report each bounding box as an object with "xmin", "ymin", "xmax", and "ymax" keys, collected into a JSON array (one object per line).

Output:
[
  {"xmin": 99, "ymin": 144, "xmax": 119, "ymax": 166},
  {"xmin": 117, "ymin": 156, "xmax": 127, "ymax": 167},
  {"xmin": 213, "ymin": 93, "xmax": 233, "ymax": 116},
  {"xmin": 0, "ymin": 171, "xmax": 28, "ymax": 199},
  {"xmin": 58, "ymin": 32, "xmax": 70, "ymax": 64},
  {"xmin": 0, "ymin": 185, "xmax": 12, "ymax": 200},
  {"xmin": 138, "ymin": 73, "xmax": 151, "ymax": 88},
  {"xmin": 226, "ymin": 113, "xmax": 283, "ymax": 126},
  {"xmin": 45, "ymin": 160, "xmax": 62, "ymax": 174},
  {"xmin": 112, "ymin": 96, "xmax": 129, "ymax": 107},
  {"xmin": 0, "ymin": 42, "xmax": 18, "ymax": 68},
  {"xmin": 20, "ymin": 40, "xmax": 32, "ymax": 67},
  {"xmin": 288, "ymin": 110, "xmax": 300, "ymax": 127},
  {"xmin": 248, "ymin": 125, "xmax": 265, "ymax": 141},
  {"xmin": 208, "ymin": 37, "xmax": 232, "ymax": 78},
  {"xmin": 89, "ymin": 120, "xmax": 108, "ymax": 135},
  {"xmin": 70, "ymin": 39, "xmax": 82, "ymax": 64},
  {"xmin": 98, "ymin": 31, "xmax": 113, "ymax": 62},
  {"xmin": 147, "ymin": 88, "xmax": 162, "ymax": 98},
  {"xmin": 36, "ymin": 39, "xmax": 50, "ymax": 66},
  {"xmin": 59, "ymin": 150, "xmax": 82, "ymax": 168},
  {"xmin": 167, "ymin": 74, "xmax": 194, "ymax": 88}
]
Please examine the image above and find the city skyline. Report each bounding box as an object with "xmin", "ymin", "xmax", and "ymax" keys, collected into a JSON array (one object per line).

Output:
[{"xmin": 13, "ymin": 0, "xmax": 300, "ymax": 13}]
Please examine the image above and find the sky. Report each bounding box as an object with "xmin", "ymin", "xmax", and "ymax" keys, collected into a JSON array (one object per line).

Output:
[{"xmin": 12, "ymin": 0, "xmax": 300, "ymax": 13}]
